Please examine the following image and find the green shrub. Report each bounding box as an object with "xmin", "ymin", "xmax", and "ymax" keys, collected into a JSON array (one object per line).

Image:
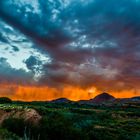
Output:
[
  {"xmin": 39, "ymin": 113, "xmax": 86, "ymax": 140},
  {"xmin": 133, "ymin": 134, "xmax": 140, "ymax": 140},
  {"xmin": 2, "ymin": 118, "xmax": 40, "ymax": 140},
  {"xmin": 2, "ymin": 118, "xmax": 25, "ymax": 137},
  {"xmin": 0, "ymin": 97, "xmax": 12, "ymax": 104},
  {"xmin": 0, "ymin": 128, "xmax": 20, "ymax": 140}
]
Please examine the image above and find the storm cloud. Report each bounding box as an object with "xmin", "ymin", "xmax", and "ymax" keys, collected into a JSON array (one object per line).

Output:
[
  {"xmin": 0, "ymin": 57, "xmax": 33, "ymax": 85},
  {"xmin": 0, "ymin": 0, "xmax": 140, "ymax": 95}
]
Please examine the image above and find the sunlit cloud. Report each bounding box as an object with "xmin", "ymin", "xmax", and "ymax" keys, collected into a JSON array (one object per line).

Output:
[{"xmin": 0, "ymin": 0, "xmax": 139, "ymax": 100}]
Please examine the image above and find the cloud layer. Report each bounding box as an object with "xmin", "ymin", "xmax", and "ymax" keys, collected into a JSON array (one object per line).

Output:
[{"xmin": 0, "ymin": 0, "xmax": 139, "ymax": 98}]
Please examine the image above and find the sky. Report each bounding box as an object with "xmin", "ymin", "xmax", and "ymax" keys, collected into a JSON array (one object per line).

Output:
[{"xmin": 0, "ymin": 0, "xmax": 139, "ymax": 101}]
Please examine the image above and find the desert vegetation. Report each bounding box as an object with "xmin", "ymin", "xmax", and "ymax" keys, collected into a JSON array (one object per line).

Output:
[{"xmin": 0, "ymin": 98, "xmax": 139, "ymax": 140}]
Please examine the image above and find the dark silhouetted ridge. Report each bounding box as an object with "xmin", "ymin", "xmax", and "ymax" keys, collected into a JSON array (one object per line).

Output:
[
  {"xmin": 130, "ymin": 96, "xmax": 140, "ymax": 101},
  {"xmin": 92, "ymin": 93, "xmax": 115, "ymax": 103},
  {"xmin": 50, "ymin": 98, "xmax": 71, "ymax": 103}
]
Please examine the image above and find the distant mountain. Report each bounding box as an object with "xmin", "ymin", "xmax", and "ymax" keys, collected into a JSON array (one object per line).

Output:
[
  {"xmin": 114, "ymin": 96, "xmax": 140, "ymax": 103},
  {"xmin": 49, "ymin": 94, "xmax": 139, "ymax": 105},
  {"xmin": 50, "ymin": 98, "xmax": 71, "ymax": 103},
  {"xmin": 91, "ymin": 93, "xmax": 115, "ymax": 103},
  {"xmin": 78, "ymin": 93, "xmax": 115, "ymax": 104},
  {"xmin": 130, "ymin": 96, "xmax": 140, "ymax": 101}
]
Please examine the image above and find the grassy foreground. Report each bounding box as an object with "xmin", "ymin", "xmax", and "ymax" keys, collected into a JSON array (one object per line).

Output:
[{"xmin": 0, "ymin": 102, "xmax": 140, "ymax": 140}]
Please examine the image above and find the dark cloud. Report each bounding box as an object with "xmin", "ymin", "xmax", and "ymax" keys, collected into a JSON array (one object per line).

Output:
[
  {"xmin": 0, "ymin": 32, "xmax": 8, "ymax": 43},
  {"xmin": 0, "ymin": 57, "xmax": 34, "ymax": 85},
  {"xmin": 24, "ymin": 55, "xmax": 43, "ymax": 75},
  {"xmin": 11, "ymin": 46, "xmax": 19, "ymax": 52},
  {"xmin": 0, "ymin": 0, "xmax": 139, "ymax": 93}
]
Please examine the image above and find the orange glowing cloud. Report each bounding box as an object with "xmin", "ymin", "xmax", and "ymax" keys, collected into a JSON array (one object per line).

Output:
[
  {"xmin": 10, "ymin": 86, "xmax": 98, "ymax": 101},
  {"xmin": 0, "ymin": 84, "xmax": 139, "ymax": 101},
  {"xmin": 0, "ymin": 85, "xmax": 97, "ymax": 101}
]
